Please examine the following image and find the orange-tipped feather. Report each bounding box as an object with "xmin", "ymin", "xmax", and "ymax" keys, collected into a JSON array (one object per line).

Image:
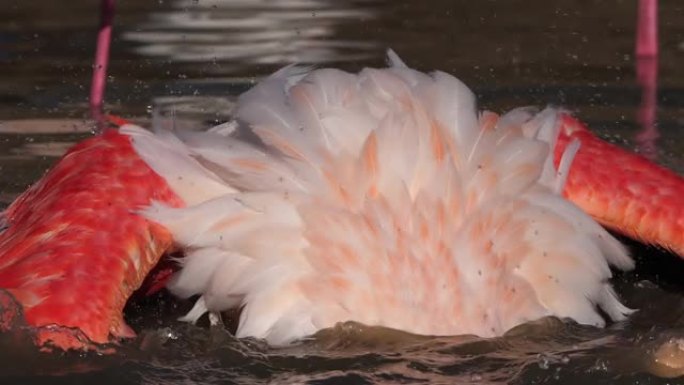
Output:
[{"xmin": 136, "ymin": 54, "xmax": 633, "ymax": 345}]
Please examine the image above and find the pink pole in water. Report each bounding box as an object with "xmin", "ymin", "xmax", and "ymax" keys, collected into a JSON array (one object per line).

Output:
[
  {"xmin": 90, "ymin": 0, "xmax": 116, "ymax": 130},
  {"xmin": 635, "ymin": 0, "xmax": 659, "ymax": 158}
]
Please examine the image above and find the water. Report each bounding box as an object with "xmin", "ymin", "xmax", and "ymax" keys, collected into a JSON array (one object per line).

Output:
[{"xmin": 1, "ymin": 0, "xmax": 684, "ymax": 383}]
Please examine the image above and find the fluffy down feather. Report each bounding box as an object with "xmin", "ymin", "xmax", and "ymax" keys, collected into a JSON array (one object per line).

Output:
[{"xmin": 126, "ymin": 51, "xmax": 633, "ymax": 345}]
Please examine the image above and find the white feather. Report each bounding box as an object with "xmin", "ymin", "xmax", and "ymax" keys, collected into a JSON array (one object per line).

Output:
[
  {"xmin": 132, "ymin": 51, "xmax": 633, "ymax": 345},
  {"xmin": 121, "ymin": 124, "xmax": 235, "ymax": 205}
]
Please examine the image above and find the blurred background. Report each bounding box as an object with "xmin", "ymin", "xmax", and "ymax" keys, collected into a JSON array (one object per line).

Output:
[{"xmin": 1, "ymin": 0, "xmax": 683, "ymax": 121}]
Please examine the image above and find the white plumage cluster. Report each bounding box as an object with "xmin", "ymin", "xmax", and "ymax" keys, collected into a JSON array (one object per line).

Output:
[{"xmin": 122, "ymin": 51, "xmax": 633, "ymax": 345}]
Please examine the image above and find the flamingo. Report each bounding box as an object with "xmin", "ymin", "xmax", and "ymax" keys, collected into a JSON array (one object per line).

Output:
[
  {"xmin": 2, "ymin": 0, "xmax": 681, "ymax": 364},
  {"xmin": 1, "ymin": 49, "xmax": 683, "ymax": 352}
]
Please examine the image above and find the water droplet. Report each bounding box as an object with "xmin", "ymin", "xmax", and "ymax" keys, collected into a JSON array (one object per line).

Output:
[
  {"xmin": 537, "ymin": 353, "xmax": 551, "ymax": 370},
  {"xmin": 164, "ymin": 328, "xmax": 179, "ymax": 340},
  {"xmin": 590, "ymin": 358, "xmax": 609, "ymax": 372}
]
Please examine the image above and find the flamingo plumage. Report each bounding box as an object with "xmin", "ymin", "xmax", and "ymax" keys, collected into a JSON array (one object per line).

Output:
[
  {"xmin": 122, "ymin": 55, "xmax": 635, "ymax": 345},
  {"xmin": 556, "ymin": 115, "xmax": 684, "ymax": 257},
  {"xmin": 0, "ymin": 129, "xmax": 184, "ymax": 349},
  {"xmin": 0, "ymin": 52, "xmax": 681, "ymax": 352},
  {"xmin": 0, "ymin": 53, "xmax": 646, "ymax": 348}
]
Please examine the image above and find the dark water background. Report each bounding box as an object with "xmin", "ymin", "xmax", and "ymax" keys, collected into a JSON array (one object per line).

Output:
[{"xmin": 1, "ymin": 0, "xmax": 684, "ymax": 383}]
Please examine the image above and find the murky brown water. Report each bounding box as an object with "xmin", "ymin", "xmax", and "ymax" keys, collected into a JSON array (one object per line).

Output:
[{"xmin": 1, "ymin": 0, "xmax": 684, "ymax": 383}]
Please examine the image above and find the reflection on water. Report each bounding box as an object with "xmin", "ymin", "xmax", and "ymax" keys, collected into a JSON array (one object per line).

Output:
[
  {"xmin": 124, "ymin": 0, "xmax": 379, "ymax": 68},
  {"xmin": 0, "ymin": 119, "xmax": 93, "ymax": 135},
  {"xmin": 1, "ymin": 0, "xmax": 684, "ymax": 384}
]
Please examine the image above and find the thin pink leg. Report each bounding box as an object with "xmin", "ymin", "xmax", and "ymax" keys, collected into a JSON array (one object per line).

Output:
[
  {"xmin": 90, "ymin": 0, "xmax": 116, "ymax": 131},
  {"xmin": 635, "ymin": 56, "xmax": 658, "ymax": 159},
  {"xmin": 635, "ymin": 0, "xmax": 659, "ymax": 159},
  {"xmin": 636, "ymin": 0, "xmax": 658, "ymax": 58}
]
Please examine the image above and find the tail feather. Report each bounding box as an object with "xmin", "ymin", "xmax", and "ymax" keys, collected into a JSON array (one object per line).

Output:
[{"xmin": 129, "ymin": 51, "xmax": 633, "ymax": 345}]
